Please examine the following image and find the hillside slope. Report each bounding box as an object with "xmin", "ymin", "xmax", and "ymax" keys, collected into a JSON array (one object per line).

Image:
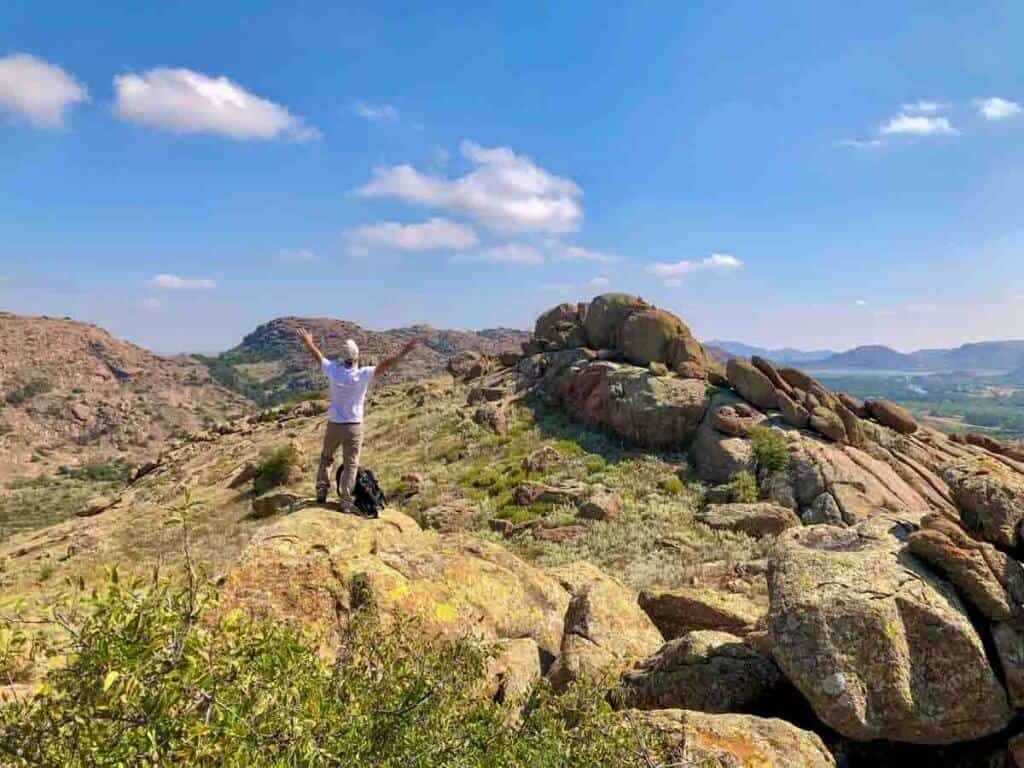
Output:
[
  {"xmin": 205, "ymin": 316, "xmax": 530, "ymax": 403},
  {"xmin": 0, "ymin": 312, "xmax": 250, "ymax": 480}
]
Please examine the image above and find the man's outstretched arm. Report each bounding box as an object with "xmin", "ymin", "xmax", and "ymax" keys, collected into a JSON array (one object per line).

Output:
[
  {"xmin": 295, "ymin": 327, "xmax": 327, "ymax": 366},
  {"xmin": 376, "ymin": 338, "xmax": 420, "ymax": 378}
]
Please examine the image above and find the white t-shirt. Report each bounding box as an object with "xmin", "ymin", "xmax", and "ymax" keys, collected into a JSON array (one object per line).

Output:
[{"xmin": 321, "ymin": 359, "xmax": 376, "ymax": 424}]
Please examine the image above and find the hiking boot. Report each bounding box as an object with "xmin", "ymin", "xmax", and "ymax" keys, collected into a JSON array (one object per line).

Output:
[{"xmin": 316, "ymin": 481, "xmax": 329, "ymax": 504}]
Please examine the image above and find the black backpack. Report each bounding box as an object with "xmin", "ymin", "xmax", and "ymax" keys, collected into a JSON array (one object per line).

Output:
[{"xmin": 335, "ymin": 465, "xmax": 387, "ymax": 518}]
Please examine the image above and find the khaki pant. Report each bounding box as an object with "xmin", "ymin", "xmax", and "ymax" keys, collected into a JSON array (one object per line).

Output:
[{"xmin": 317, "ymin": 422, "xmax": 364, "ymax": 503}]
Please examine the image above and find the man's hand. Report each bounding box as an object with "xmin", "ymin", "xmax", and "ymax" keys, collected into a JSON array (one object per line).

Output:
[
  {"xmin": 294, "ymin": 327, "xmax": 325, "ymax": 365},
  {"xmin": 378, "ymin": 338, "xmax": 421, "ymax": 377}
]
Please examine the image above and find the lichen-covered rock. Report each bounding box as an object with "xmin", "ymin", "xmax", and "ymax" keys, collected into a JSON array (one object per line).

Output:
[
  {"xmin": 777, "ymin": 390, "xmax": 810, "ymax": 429},
  {"xmin": 709, "ymin": 402, "xmax": 765, "ymax": 437},
  {"xmin": 546, "ymin": 564, "xmax": 663, "ymax": 691},
  {"xmin": 690, "ymin": 422, "xmax": 755, "ymax": 485},
  {"xmin": 576, "ymin": 489, "xmax": 623, "ymax": 521},
  {"xmin": 865, "ymin": 398, "xmax": 918, "ymax": 434},
  {"xmin": 534, "ymin": 302, "xmax": 582, "ymax": 347},
  {"xmin": 215, "ymin": 509, "xmax": 570, "ymax": 658},
  {"xmin": 696, "ymin": 502, "xmax": 801, "ymax": 538},
  {"xmin": 542, "ymin": 358, "xmax": 710, "ymax": 449},
  {"xmin": 908, "ymin": 513, "xmax": 1024, "ymax": 622},
  {"xmin": 628, "ymin": 709, "xmax": 836, "ymax": 768},
  {"xmin": 943, "ymin": 457, "xmax": 1024, "ymax": 549},
  {"xmin": 620, "ymin": 308, "xmax": 690, "ymax": 367},
  {"xmin": 767, "ymin": 516, "xmax": 1012, "ymax": 744},
  {"xmin": 582, "ymin": 293, "xmax": 648, "ymax": 350},
  {"xmin": 621, "ymin": 630, "xmax": 782, "ymax": 713},
  {"xmin": 250, "ymin": 490, "xmax": 301, "ymax": 518},
  {"xmin": 802, "ymin": 492, "xmax": 844, "ymax": 526},
  {"xmin": 421, "ymin": 501, "xmax": 477, "ymax": 533},
  {"xmin": 751, "ymin": 355, "xmax": 794, "ymax": 397},
  {"xmin": 484, "ymin": 637, "xmax": 542, "ymax": 716},
  {"xmin": 521, "ymin": 445, "xmax": 564, "ymax": 473},
  {"xmin": 639, "ymin": 586, "xmax": 764, "ymax": 640},
  {"xmin": 726, "ymin": 357, "xmax": 778, "ymax": 410},
  {"xmin": 473, "ymin": 401, "xmax": 508, "ymax": 435},
  {"xmin": 993, "ymin": 622, "xmax": 1024, "ymax": 708},
  {"xmin": 809, "ymin": 406, "xmax": 847, "ymax": 443}
]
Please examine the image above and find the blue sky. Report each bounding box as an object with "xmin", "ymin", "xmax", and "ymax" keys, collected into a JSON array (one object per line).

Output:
[{"xmin": 2, "ymin": 1, "xmax": 1023, "ymax": 353}]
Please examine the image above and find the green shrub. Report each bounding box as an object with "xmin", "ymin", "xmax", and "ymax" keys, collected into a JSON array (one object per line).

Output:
[
  {"xmin": 253, "ymin": 444, "xmax": 300, "ymax": 493},
  {"xmin": 726, "ymin": 470, "xmax": 759, "ymax": 503},
  {"xmin": 4, "ymin": 379, "xmax": 52, "ymax": 406},
  {"xmin": 584, "ymin": 455, "xmax": 607, "ymax": 475},
  {"xmin": 748, "ymin": 426, "xmax": 789, "ymax": 475},
  {"xmin": 0, "ymin": 570, "xmax": 651, "ymax": 767},
  {"xmin": 57, "ymin": 458, "xmax": 133, "ymax": 483},
  {"xmin": 658, "ymin": 476, "xmax": 685, "ymax": 495}
]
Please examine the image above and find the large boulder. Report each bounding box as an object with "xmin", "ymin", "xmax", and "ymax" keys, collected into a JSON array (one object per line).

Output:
[
  {"xmin": 690, "ymin": 422, "xmax": 755, "ymax": 485},
  {"xmin": 808, "ymin": 407, "xmax": 847, "ymax": 443},
  {"xmin": 726, "ymin": 358, "xmax": 778, "ymax": 410},
  {"xmin": 865, "ymin": 399, "xmax": 918, "ymax": 434},
  {"xmin": 629, "ymin": 709, "xmax": 836, "ymax": 768},
  {"xmin": 767, "ymin": 516, "xmax": 1012, "ymax": 744},
  {"xmin": 214, "ymin": 509, "xmax": 570, "ymax": 658},
  {"xmin": 582, "ymin": 293, "xmax": 648, "ymax": 349},
  {"xmin": 639, "ymin": 586, "xmax": 765, "ymax": 640},
  {"xmin": 543, "ymin": 359, "xmax": 710, "ymax": 449},
  {"xmin": 908, "ymin": 514, "xmax": 1024, "ymax": 622},
  {"xmin": 534, "ymin": 302, "xmax": 585, "ymax": 348},
  {"xmin": 621, "ymin": 630, "xmax": 782, "ymax": 713},
  {"xmin": 777, "ymin": 390, "xmax": 810, "ymax": 429},
  {"xmin": 696, "ymin": 502, "xmax": 801, "ymax": 539},
  {"xmin": 620, "ymin": 308, "xmax": 688, "ymax": 367},
  {"xmin": 545, "ymin": 563, "xmax": 664, "ymax": 691},
  {"xmin": 943, "ymin": 457, "xmax": 1024, "ymax": 549}
]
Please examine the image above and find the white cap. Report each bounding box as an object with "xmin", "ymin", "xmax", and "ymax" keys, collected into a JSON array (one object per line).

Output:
[{"xmin": 343, "ymin": 339, "xmax": 359, "ymax": 360}]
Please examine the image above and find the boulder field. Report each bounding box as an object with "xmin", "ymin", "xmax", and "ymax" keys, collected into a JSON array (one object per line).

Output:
[{"xmin": 192, "ymin": 293, "xmax": 1024, "ymax": 763}]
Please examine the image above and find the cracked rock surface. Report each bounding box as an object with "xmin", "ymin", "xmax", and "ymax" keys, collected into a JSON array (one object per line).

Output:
[{"xmin": 767, "ymin": 515, "xmax": 1012, "ymax": 744}]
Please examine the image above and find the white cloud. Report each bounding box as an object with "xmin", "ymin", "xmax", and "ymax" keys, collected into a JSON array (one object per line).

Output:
[
  {"xmin": 855, "ymin": 299, "xmax": 868, "ymax": 306},
  {"xmin": 646, "ymin": 253, "xmax": 742, "ymax": 286},
  {"xmin": 135, "ymin": 297, "xmax": 161, "ymax": 310},
  {"xmin": 276, "ymin": 249, "xmax": 319, "ymax": 263},
  {"xmin": 587, "ymin": 276, "xmax": 610, "ymax": 290},
  {"xmin": 976, "ymin": 97, "xmax": 1023, "ymax": 121},
  {"xmin": 345, "ymin": 217, "xmax": 478, "ymax": 256},
  {"xmin": 356, "ymin": 140, "xmax": 582, "ymax": 233},
  {"xmin": 150, "ymin": 274, "xmax": 216, "ymax": 290},
  {"xmin": 113, "ymin": 68, "xmax": 319, "ymax": 141},
  {"xmin": 457, "ymin": 243, "xmax": 544, "ymax": 266},
  {"xmin": 0, "ymin": 53, "xmax": 88, "ymax": 128},
  {"xmin": 901, "ymin": 100, "xmax": 948, "ymax": 114},
  {"xmin": 879, "ymin": 113, "xmax": 957, "ymax": 136},
  {"xmin": 547, "ymin": 241, "xmax": 618, "ymax": 263},
  {"xmin": 354, "ymin": 101, "xmax": 398, "ymax": 123},
  {"xmin": 838, "ymin": 138, "xmax": 884, "ymax": 149}
]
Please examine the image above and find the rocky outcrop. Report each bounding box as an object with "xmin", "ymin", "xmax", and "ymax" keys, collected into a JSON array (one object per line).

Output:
[
  {"xmin": 767, "ymin": 516, "xmax": 1012, "ymax": 744},
  {"xmin": 215, "ymin": 509, "xmax": 570, "ymax": 658},
  {"xmin": 726, "ymin": 357, "xmax": 779, "ymax": 410},
  {"xmin": 545, "ymin": 562, "xmax": 664, "ymax": 691},
  {"xmin": 943, "ymin": 457, "xmax": 1024, "ymax": 549},
  {"xmin": 540, "ymin": 354, "xmax": 710, "ymax": 449},
  {"xmin": 621, "ymin": 630, "xmax": 782, "ymax": 713},
  {"xmin": 696, "ymin": 502, "xmax": 801, "ymax": 538},
  {"xmin": 908, "ymin": 514, "xmax": 1024, "ymax": 622},
  {"xmin": 865, "ymin": 399, "xmax": 918, "ymax": 434},
  {"xmin": 639, "ymin": 586, "xmax": 765, "ymax": 640},
  {"xmin": 629, "ymin": 709, "xmax": 836, "ymax": 768},
  {"xmin": 582, "ymin": 293, "xmax": 648, "ymax": 350}
]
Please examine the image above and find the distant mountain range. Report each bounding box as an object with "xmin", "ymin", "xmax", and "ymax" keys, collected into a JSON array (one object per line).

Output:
[{"xmin": 709, "ymin": 339, "xmax": 1024, "ymax": 374}]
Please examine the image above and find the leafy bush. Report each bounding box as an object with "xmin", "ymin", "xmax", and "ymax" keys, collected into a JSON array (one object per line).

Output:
[
  {"xmin": 726, "ymin": 470, "xmax": 759, "ymax": 503},
  {"xmin": 748, "ymin": 426, "xmax": 789, "ymax": 475},
  {"xmin": 4, "ymin": 379, "xmax": 52, "ymax": 406},
  {"xmin": 0, "ymin": 569, "xmax": 653, "ymax": 767},
  {"xmin": 57, "ymin": 458, "xmax": 133, "ymax": 483},
  {"xmin": 253, "ymin": 444, "xmax": 300, "ymax": 493},
  {"xmin": 658, "ymin": 476, "xmax": 685, "ymax": 495}
]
